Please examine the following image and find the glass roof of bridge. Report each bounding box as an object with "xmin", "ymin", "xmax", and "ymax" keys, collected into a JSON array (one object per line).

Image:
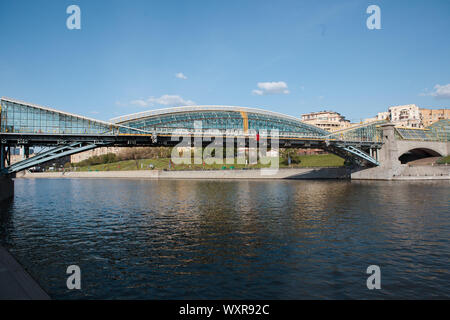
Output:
[
  {"xmin": 110, "ymin": 105, "xmax": 330, "ymax": 137},
  {"xmin": 396, "ymin": 120, "xmax": 450, "ymax": 141},
  {"xmin": 0, "ymin": 97, "xmax": 146, "ymax": 135},
  {"xmin": 3, "ymin": 97, "xmax": 446, "ymax": 142}
]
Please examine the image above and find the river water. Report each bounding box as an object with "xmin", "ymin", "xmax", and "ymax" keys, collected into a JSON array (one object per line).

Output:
[{"xmin": 0, "ymin": 178, "xmax": 449, "ymax": 299}]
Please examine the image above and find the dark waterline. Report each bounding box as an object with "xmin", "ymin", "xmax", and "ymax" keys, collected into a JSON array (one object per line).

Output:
[{"xmin": 0, "ymin": 178, "xmax": 449, "ymax": 299}]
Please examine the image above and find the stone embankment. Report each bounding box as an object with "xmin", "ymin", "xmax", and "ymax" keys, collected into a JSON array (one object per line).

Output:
[
  {"xmin": 352, "ymin": 164, "xmax": 450, "ymax": 180},
  {"xmin": 21, "ymin": 167, "xmax": 350, "ymax": 180}
]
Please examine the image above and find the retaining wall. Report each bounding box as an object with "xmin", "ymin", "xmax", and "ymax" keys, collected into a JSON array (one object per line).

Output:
[{"xmin": 22, "ymin": 167, "xmax": 350, "ymax": 180}]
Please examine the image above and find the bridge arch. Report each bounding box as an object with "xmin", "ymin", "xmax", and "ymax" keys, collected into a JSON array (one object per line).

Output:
[
  {"xmin": 398, "ymin": 147, "xmax": 442, "ymax": 164},
  {"xmin": 396, "ymin": 140, "xmax": 448, "ymax": 165}
]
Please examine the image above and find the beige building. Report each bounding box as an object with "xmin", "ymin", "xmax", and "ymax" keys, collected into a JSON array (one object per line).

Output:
[
  {"xmin": 388, "ymin": 104, "xmax": 422, "ymax": 128},
  {"xmin": 420, "ymin": 108, "xmax": 450, "ymax": 127},
  {"xmin": 377, "ymin": 111, "xmax": 390, "ymax": 121},
  {"xmin": 300, "ymin": 111, "xmax": 351, "ymax": 132},
  {"xmin": 363, "ymin": 105, "xmax": 449, "ymax": 128},
  {"xmin": 362, "ymin": 112, "xmax": 390, "ymax": 124}
]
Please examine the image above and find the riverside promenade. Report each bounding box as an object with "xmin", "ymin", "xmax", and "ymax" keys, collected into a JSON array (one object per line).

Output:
[
  {"xmin": 21, "ymin": 167, "xmax": 350, "ymax": 180},
  {"xmin": 0, "ymin": 246, "xmax": 50, "ymax": 299},
  {"xmin": 19, "ymin": 165, "xmax": 450, "ymax": 180}
]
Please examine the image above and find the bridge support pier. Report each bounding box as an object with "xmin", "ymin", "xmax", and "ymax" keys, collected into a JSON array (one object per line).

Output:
[
  {"xmin": 377, "ymin": 123, "xmax": 401, "ymax": 168},
  {"xmin": 352, "ymin": 123, "xmax": 403, "ymax": 180},
  {"xmin": 0, "ymin": 175, "xmax": 14, "ymax": 202},
  {"xmin": 0, "ymin": 144, "xmax": 14, "ymax": 202},
  {"xmin": 0, "ymin": 144, "xmax": 5, "ymax": 171}
]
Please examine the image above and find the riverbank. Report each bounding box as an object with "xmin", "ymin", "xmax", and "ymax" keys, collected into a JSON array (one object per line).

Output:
[
  {"xmin": 21, "ymin": 167, "xmax": 350, "ymax": 180},
  {"xmin": 20, "ymin": 165, "xmax": 450, "ymax": 181},
  {"xmin": 0, "ymin": 246, "xmax": 50, "ymax": 299},
  {"xmin": 70, "ymin": 154, "xmax": 345, "ymax": 171},
  {"xmin": 352, "ymin": 164, "xmax": 450, "ymax": 180}
]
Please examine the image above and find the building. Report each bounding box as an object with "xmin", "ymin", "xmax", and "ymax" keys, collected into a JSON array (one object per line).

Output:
[
  {"xmin": 377, "ymin": 111, "xmax": 390, "ymax": 121},
  {"xmin": 363, "ymin": 106, "xmax": 449, "ymax": 128},
  {"xmin": 420, "ymin": 108, "xmax": 450, "ymax": 127},
  {"xmin": 388, "ymin": 104, "xmax": 422, "ymax": 128},
  {"xmin": 300, "ymin": 111, "xmax": 351, "ymax": 132}
]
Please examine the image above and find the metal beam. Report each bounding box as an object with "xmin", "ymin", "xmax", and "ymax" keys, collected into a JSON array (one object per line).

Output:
[
  {"xmin": 336, "ymin": 144, "xmax": 380, "ymax": 166},
  {"xmin": 6, "ymin": 141, "xmax": 108, "ymax": 174}
]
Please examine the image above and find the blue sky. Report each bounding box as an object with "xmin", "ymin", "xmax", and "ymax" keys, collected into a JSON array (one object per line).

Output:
[{"xmin": 0, "ymin": 0, "xmax": 449, "ymax": 122}]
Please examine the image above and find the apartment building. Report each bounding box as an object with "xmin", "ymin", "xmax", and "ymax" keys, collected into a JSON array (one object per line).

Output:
[
  {"xmin": 300, "ymin": 111, "xmax": 351, "ymax": 132},
  {"xmin": 420, "ymin": 108, "xmax": 450, "ymax": 127}
]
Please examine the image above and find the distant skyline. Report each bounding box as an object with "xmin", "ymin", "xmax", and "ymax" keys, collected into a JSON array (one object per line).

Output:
[{"xmin": 0, "ymin": 0, "xmax": 449, "ymax": 123}]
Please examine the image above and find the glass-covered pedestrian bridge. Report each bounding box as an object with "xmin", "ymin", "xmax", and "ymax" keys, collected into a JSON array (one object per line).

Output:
[
  {"xmin": 0, "ymin": 97, "xmax": 146, "ymax": 135},
  {"xmin": 1, "ymin": 96, "xmax": 446, "ymax": 173},
  {"xmin": 0, "ymin": 97, "xmax": 330, "ymax": 138}
]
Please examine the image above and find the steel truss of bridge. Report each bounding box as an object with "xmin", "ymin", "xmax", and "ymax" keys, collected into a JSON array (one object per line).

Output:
[{"xmin": 0, "ymin": 131, "xmax": 382, "ymax": 174}]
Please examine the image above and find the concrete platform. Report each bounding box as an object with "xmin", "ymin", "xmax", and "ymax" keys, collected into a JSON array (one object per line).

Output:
[{"xmin": 0, "ymin": 246, "xmax": 50, "ymax": 300}]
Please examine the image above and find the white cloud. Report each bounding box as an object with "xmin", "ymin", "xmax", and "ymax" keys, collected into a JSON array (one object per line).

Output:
[
  {"xmin": 252, "ymin": 81, "xmax": 290, "ymax": 95},
  {"xmin": 175, "ymin": 72, "xmax": 188, "ymax": 80},
  {"xmin": 130, "ymin": 99, "xmax": 148, "ymax": 107},
  {"xmin": 422, "ymin": 84, "xmax": 450, "ymax": 99},
  {"xmin": 130, "ymin": 94, "xmax": 196, "ymax": 107}
]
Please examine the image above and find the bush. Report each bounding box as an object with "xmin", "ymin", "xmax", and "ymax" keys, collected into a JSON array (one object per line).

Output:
[
  {"xmin": 437, "ymin": 155, "xmax": 450, "ymax": 164},
  {"xmin": 281, "ymin": 148, "xmax": 301, "ymax": 165},
  {"xmin": 74, "ymin": 153, "xmax": 117, "ymax": 167},
  {"xmin": 117, "ymin": 147, "xmax": 172, "ymax": 161}
]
